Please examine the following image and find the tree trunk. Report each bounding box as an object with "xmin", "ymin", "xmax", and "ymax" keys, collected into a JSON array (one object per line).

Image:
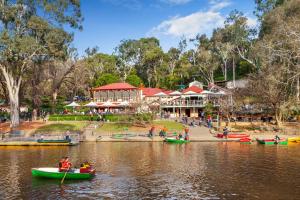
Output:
[
  {"xmin": 275, "ymin": 108, "xmax": 282, "ymax": 127},
  {"xmin": 232, "ymin": 57, "xmax": 236, "ymax": 88},
  {"xmin": 297, "ymin": 77, "xmax": 300, "ymax": 101},
  {"xmin": 32, "ymin": 109, "xmax": 37, "ymax": 121},
  {"xmin": 51, "ymin": 89, "xmax": 58, "ymax": 114},
  {"xmin": 224, "ymin": 63, "xmax": 227, "ymax": 81},
  {"xmin": 9, "ymin": 90, "xmax": 20, "ymax": 128},
  {"xmin": 0, "ymin": 67, "xmax": 21, "ymax": 128}
]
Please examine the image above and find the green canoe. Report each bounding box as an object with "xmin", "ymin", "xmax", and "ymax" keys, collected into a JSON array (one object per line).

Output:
[
  {"xmin": 31, "ymin": 168, "xmax": 95, "ymax": 180},
  {"xmin": 256, "ymin": 138, "xmax": 288, "ymax": 145},
  {"xmin": 37, "ymin": 139, "xmax": 71, "ymax": 143},
  {"xmin": 164, "ymin": 138, "xmax": 190, "ymax": 144}
]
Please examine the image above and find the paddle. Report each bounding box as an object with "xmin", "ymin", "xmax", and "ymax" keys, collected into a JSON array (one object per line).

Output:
[{"xmin": 60, "ymin": 166, "xmax": 70, "ymax": 184}]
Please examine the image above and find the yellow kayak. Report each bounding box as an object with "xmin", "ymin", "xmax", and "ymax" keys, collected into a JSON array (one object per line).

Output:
[{"xmin": 288, "ymin": 137, "xmax": 300, "ymax": 143}]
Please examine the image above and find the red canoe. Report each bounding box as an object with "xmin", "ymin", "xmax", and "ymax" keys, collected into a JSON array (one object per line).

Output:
[
  {"xmin": 217, "ymin": 133, "xmax": 250, "ymax": 138},
  {"xmin": 239, "ymin": 137, "xmax": 251, "ymax": 142}
]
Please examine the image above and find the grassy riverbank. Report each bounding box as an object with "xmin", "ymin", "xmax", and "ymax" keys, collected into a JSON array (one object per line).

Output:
[
  {"xmin": 96, "ymin": 120, "xmax": 185, "ymax": 134},
  {"xmin": 35, "ymin": 122, "xmax": 89, "ymax": 133}
]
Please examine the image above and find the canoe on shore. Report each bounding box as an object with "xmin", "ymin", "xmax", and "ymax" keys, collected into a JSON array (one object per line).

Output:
[
  {"xmin": 256, "ymin": 138, "xmax": 288, "ymax": 145},
  {"xmin": 31, "ymin": 168, "xmax": 95, "ymax": 180},
  {"xmin": 37, "ymin": 139, "xmax": 71, "ymax": 143},
  {"xmin": 288, "ymin": 137, "xmax": 300, "ymax": 143},
  {"xmin": 240, "ymin": 138, "xmax": 252, "ymax": 144},
  {"xmin": 217, "ymin": 133, "xmax": 250, "ymax": 138},
  {"xmin": 164, "ymin": 138, "xmax": 190, "ymax": 144}
]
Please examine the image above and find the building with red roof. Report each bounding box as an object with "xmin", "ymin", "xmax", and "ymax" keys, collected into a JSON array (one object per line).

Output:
[
  {"xmin": 91, "ymin": 82, "xmax": 142, "ymax": 112},
  {"xmin": 92, "ymin": 83, "xmax": 137, "ymax": 91},
  {"xmin": 90, "ymin": 81, "xmax": 229, "ymax": 117}
]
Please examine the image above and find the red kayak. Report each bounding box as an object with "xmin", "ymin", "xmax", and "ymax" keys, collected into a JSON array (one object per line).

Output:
[{"xmin": 217, "ymin": 133, "xmax": 250, "ymax": 138}]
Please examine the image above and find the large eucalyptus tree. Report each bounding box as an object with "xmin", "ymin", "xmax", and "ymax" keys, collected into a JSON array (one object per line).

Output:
[{"xmin": 0, "ymin": 0, "xmax": 82, "ymax": 128}]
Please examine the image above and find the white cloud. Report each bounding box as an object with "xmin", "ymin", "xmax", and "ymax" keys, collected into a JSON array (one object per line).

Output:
[
  {"xmin": 246, "ymin": 16, "xmax": 258, "ymax": 28},
  {"xmin": 209, "ymin": 1, "xmax": 232, "ymax": 11},
  {"xmin": 149, "ymin": 11, "xmax": 224, "ymax": 38},
  {"xmin": 149, "ymin": 1, "xmax": 232, "ymax": 38}
]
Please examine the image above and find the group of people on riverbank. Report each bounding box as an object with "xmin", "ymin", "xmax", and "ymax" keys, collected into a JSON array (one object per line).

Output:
[
  {"xmin": 181, "ymin": 113, "xmax": 213, "ymax": 129},
  {"xmin": 148, "ymin": 126, "xmax": 190, "ymax": 140}
]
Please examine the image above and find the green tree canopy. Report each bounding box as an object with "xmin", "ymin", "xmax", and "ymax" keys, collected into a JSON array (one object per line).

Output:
[
  {"xmin": 94, "ymin": 73, "xmax": 120, "ymax": 87},
  {"xmin": 125, "ymin": 74, "xmax": 143, "ymax": 87}
]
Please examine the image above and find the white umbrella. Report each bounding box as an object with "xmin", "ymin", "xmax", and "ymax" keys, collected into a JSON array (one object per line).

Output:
[
  {"xmin": 103, "ymin": 101, "xmax": 114, "ymax": 107},
  {"xmin": 65, "ymin": 101, "xmax": 80, "ymax": 107},
  {"xmin": 65, "ymin": 101, "xmax": 80, "ymax": 113},
  {"xmin": 84, "ymin": 101, "xmax": 98, "ymax": 107},
  {"xmin": 119, "ymin": 101, "xmax": 129, "ymax": 106}
]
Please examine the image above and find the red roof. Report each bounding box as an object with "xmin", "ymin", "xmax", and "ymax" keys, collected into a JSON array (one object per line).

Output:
[
  {"xmin": 141, "ymin": 88, "xmax": 163, "ymax": 97},
  {"xmin": 141, "ymin": 88, "xmax": 175, "ymax": 97},
  {"xmin": 182, "ymin": 86, "xmax": 203, "ymax": 94},
  {"xmin": 92, "ymin": 83, "xmax": 137, "ymax": 91}
]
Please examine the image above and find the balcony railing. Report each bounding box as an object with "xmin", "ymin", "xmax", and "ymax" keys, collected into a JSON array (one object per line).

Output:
[
  {"xmin": 160, "ymin": 100, "xmax": 220, "ymax": 107},
  {"xmin": 161, "ymin": 100, "xmax": 204, "ymax": 107}
]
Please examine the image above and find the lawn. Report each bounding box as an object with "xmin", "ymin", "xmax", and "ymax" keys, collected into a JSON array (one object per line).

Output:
[
  {"xmin": 95, "ymin": 120, "xmax": 184, "ymax": 134},
  {"xmin": 97, "ymin": 123, "xmax": 132, "ymax": 132},
  {"xmin": 153, "ymin": 120, "xmax": 184, "ymax": 131},
  {"xmin": 35, "ymin": 122, "xmax": 89, "ymax": 133}
]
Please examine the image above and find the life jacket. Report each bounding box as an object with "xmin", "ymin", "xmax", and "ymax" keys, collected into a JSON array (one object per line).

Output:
[{"xmin": 61, "ymin": 161, "xmax": 71, "ymax": 169}]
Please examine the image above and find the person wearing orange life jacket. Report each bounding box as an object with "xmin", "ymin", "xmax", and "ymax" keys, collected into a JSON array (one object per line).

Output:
[{"xmin": 60, "ymin": 157, "xmax": 72, "ymax": 172}]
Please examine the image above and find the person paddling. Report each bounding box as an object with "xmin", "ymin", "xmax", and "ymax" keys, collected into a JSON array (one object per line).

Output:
[
  {"xmin": 60, "ymin": 157, "xmax": 72, "ymax": 172},
  {"xmin": 59, "ymin": 157, "xmax": 65, "ymax": 169}
]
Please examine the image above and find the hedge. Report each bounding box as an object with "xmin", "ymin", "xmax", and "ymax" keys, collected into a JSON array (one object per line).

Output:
[
  {"xmin": 49, "ymin": 113, "xmax": 154, "ymax": 123},
  {"xmin": 49, "ymin": 115, "xmax": 99, "ymax": 121}
]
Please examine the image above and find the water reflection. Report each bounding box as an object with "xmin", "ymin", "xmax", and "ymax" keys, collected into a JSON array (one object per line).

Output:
[{"xmin": 0, "ymin": 142, "xmax": 300, "ymax": 199}]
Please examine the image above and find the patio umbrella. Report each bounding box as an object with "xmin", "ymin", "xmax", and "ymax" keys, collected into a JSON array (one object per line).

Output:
[
  {"xmin": 65, "ymin": 101, "xmax": 80, "ymax": 113},
  {"xmin": 119, "ymin": 101, "xmax": 129, "ymax": 107},
  {"xmin": 65, "ymin": 101, "xmax": 80, "ymax": 107},
  {"xmin": 84, "ymin": 101, "xmax": 98, "ymax": 107},
  {"xmin": 103, "ymin": 101, "xmax": 113, "ymax": 107}
]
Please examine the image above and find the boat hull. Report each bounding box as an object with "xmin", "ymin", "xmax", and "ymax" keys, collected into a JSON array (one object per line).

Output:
[
  {"xmin": 37, "ymin": 139, "xmax": 70, "ymax": 143},
  {"xmin": 256, "ymin": 139, "xmax": 288, "ymax": 145},
  {"xmin": 31, "ymin": 168, "xmax": 95, "ymax": 180},
  {"xmin": 217, "ymin": 133, "xmax": 250, "ymax": 138},
  {"xmin": 164, "ymin": 138, "xmax": 190, "ymax": 144}
]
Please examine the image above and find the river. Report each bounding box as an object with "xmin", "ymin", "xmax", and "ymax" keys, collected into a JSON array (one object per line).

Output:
[{"xmin": 0, "ymin": 142, "xmax": 299, "ymax": 199}]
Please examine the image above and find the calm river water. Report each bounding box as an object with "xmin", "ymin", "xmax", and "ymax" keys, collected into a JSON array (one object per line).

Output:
[{"xmin": 0, "ymin": 142, "xmax": 300, "ymax": 199}]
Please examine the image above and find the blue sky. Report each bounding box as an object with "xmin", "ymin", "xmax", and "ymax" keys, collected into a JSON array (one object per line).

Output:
[{"xmin": 73, "ymin": 0, "xmax": 256, "ymax": 55}]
